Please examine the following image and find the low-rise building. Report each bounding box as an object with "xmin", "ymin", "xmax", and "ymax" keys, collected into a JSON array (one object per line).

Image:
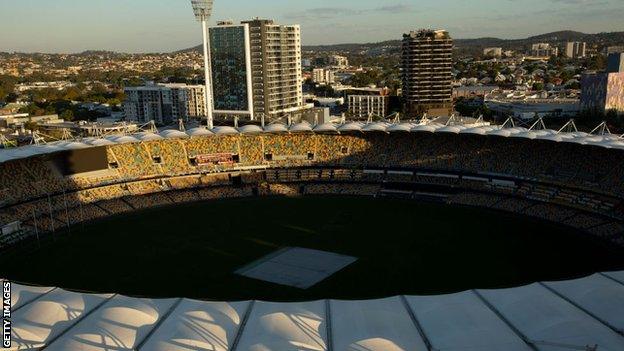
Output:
[
  {"xmin": 38, "ymin": 120, "xmax": 139, "ymax": 137},
  {"xmin": 123, "ymin": 83, "xmax": 206, "ymax": 125},
  {"xmin": 347, "ymin": 87, "xmax": 390, "ymax": 119},
  {"xmin": 0, "ymin": 114, "xmax": 61, "ymax": 128},
  {"xmin": 483, "ymin": 47, "xmax": 502, "ymax": 58},
  {"xmin": 329, "ymin": 55, "xmax": 349, "ymax": 68},
  {"xmin": 485, "ymin": 92, "xmax": 580, "ymax": 119},
  {"xmin": 453, "ymin": 86, "xmax": 499, "ymax": 99}
]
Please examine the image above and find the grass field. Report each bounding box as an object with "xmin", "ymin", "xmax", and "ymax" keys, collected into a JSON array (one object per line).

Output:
[{"xmin": 1, "ymin": 196, "xmax": 623, "ymax": 301}]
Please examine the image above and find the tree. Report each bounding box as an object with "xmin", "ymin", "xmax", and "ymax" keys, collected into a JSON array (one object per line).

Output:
[
  {"xmin": 60, "ymin": 110, "xmax": 74, "ymax": 121},
  {"xmin": 24, "ymin": 118, "xmax": 39, "ymax": 132},
  {"xmin": 19, "ymin": 103, "xmax": 45, "ymax": 116},
  {"xmin": 62, "ymin": 87, "xmax": 82, "ymax": 101},
  {"xmin": 587, "ymin": 55, "xmax": 607, "ymax": 71},
  {"xmin": 0, "ymin": 75, "xmax": 17, "ymax": 102}
]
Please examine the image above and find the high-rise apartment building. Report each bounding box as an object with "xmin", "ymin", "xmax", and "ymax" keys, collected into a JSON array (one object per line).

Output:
[
  {"xmin": 565, "ymin": 42, "xmax": 586, "ymax": 58},
  {"xmin": 123, "ymin": 83, "xmax": 205, "ymax": 124},
  {"xmin": 401, "ymin": 29, "xmax": 453, "ymax": 117},
  {"xmin": 530, "ymin": 43, "xmax": 558, "ymax": 58},
  {"xmin": 241, "ymin": 18, "xmax": 305, "ymax": 121},
  {"xmin": 209, "ymin": 22, "xmax": 254, "ymax": 119}
]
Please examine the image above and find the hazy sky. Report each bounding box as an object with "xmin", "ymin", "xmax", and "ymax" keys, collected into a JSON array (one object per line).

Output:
[{"xmin": 0, "ymin": 0, "xmax": 622, "ymax": 53}]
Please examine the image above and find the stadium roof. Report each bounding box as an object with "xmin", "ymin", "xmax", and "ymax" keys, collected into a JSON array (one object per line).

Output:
[
  {"xmin": 1, "ymin": 121, "xmax": 624, "ymax": 164},
  {"xmin": 4, "ymin": 271, "xmax": 624, "ymax": 350}
]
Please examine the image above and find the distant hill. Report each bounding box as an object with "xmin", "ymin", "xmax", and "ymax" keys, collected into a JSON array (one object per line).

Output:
[
  {"xmin": 528, "ymin": 30, "xmax": 587, "ymax": 42},
  {"xmin": 303, "ymin": 31, "xmax": 624, "ymax": 54},
  {"xmin": 79, "ymin": 50, "xmax": 118, "ymax": 55},
  {"xmin": 176, "ymin": 30, "xmax": 624, "ymax": 55}
]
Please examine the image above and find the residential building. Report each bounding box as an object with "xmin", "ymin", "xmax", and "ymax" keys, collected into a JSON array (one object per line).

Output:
[
  {"xmin": 209, "ymin": 22, "xmax": 254, "ymax": 119},
  {"xmin": 348, "ymin": 94, "xmax": 389, "ymax": 119},
  {"xmin": 401, "ymin": 29, "xmax": 453, "ymax": 117},
  {"xmin": 606, "ymin": 46, "xmax": 624, "ymax": 55},
  {"xmin": 483, "ymin": 47, "xmax": 502, "ymax": 58},
  {"xmin": 0, "ymin": 114, "xmax": 61, "ymax": 129},
  {"xmin": 530, "ymin": 43, "xmax": 558, "ymax": 58},
  {"xmin": 329, "ymin": 55, "xmax": 349, "ymax": 68},
  {"xmin": 312, "ymin": 68, "xmax": 335, "ymax": 84},
  {"xmin": 241, "ymin": 18, "xmax": 305, "ymax": 122},
  {"xmin": 453, "ymin": 86, "xmax": 498, "ymax": 99},
  {"xmin": 123, "ymin": 83, "xmax": 206, "ymax": 124},
  {"xmin": 565, "ymin": 42, "xmax": 586, "ymax": 58}
]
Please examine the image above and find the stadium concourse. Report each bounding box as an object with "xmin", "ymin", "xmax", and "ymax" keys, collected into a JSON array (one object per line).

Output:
[
  {"xmin": 3, "ymin": 272, "xmax": 624, "ymax": 350},
  {"xmin": 2, "ymin": 118, "xmax": 624, "ymax": 349}
]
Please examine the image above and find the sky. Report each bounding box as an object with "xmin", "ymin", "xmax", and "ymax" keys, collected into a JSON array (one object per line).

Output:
[{"xmin": 0, "ymin": 0, "xmax": 622, "ymax": 53}]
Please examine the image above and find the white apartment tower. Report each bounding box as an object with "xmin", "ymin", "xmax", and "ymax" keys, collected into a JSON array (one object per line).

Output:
[
  {"xmin": 241, "ymin": 18, "xmax": 305, "ymax": 122},
  {"xmin": 565, "ymin": 42, "xmax": 586, "ymax": 58}
]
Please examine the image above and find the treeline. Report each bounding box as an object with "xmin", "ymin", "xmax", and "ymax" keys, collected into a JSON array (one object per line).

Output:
[{"xmin": 18, "ymin": 84, "xmax": 125, "ymax": 121}]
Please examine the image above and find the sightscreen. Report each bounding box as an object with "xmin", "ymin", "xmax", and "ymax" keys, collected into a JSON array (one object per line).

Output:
[{"xmin": 53, "ymin": 146, "xmax": 109, "ymax": 175}]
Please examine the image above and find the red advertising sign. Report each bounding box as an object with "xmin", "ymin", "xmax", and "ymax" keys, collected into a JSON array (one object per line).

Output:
[{"xmin": 196, "ymin": 153, "xmax": 234, "ymax": 165}]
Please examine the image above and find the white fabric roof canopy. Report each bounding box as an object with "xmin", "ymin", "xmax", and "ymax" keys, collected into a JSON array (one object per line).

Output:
[
  {"xmin": 5, "ymin": 270, "xmax": 624, "ymax": 351},
  {"xmin": 2, "ymin": 122, "xmax": 624, "ymax": 165}
]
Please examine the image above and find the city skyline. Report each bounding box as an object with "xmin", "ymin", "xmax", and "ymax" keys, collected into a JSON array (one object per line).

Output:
[{"xmin": 0, "ymin": 0, "xmax": 623, "ymax": 53}]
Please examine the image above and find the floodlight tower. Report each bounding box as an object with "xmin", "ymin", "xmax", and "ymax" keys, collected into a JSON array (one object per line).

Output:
[{"xmin": 191, "ymin": 0, "xmax": 215, "ymax": 129}]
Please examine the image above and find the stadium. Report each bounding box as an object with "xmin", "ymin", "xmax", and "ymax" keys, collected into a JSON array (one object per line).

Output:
[{"xmin": 2, "ymin": 118, "xmax": 624, "ymax": 350}]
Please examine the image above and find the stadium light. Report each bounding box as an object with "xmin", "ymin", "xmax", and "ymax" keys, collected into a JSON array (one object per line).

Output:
[{"xmin": 191, "ymin": 0, "xmax": 215, "ymax": 129}]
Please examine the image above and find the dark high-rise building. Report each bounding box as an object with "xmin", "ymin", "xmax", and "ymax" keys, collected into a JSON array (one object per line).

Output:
[
  {"xmin": 607, "ymin": 52, "xmax": 624, "ymax": 73},
  {"xmin": 401, "ymin": 29, "xmax": 453, "ymax": 117},
  {"xmin": 209, "ymin": 22, "xmax": 254, "ymax": 119}
]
